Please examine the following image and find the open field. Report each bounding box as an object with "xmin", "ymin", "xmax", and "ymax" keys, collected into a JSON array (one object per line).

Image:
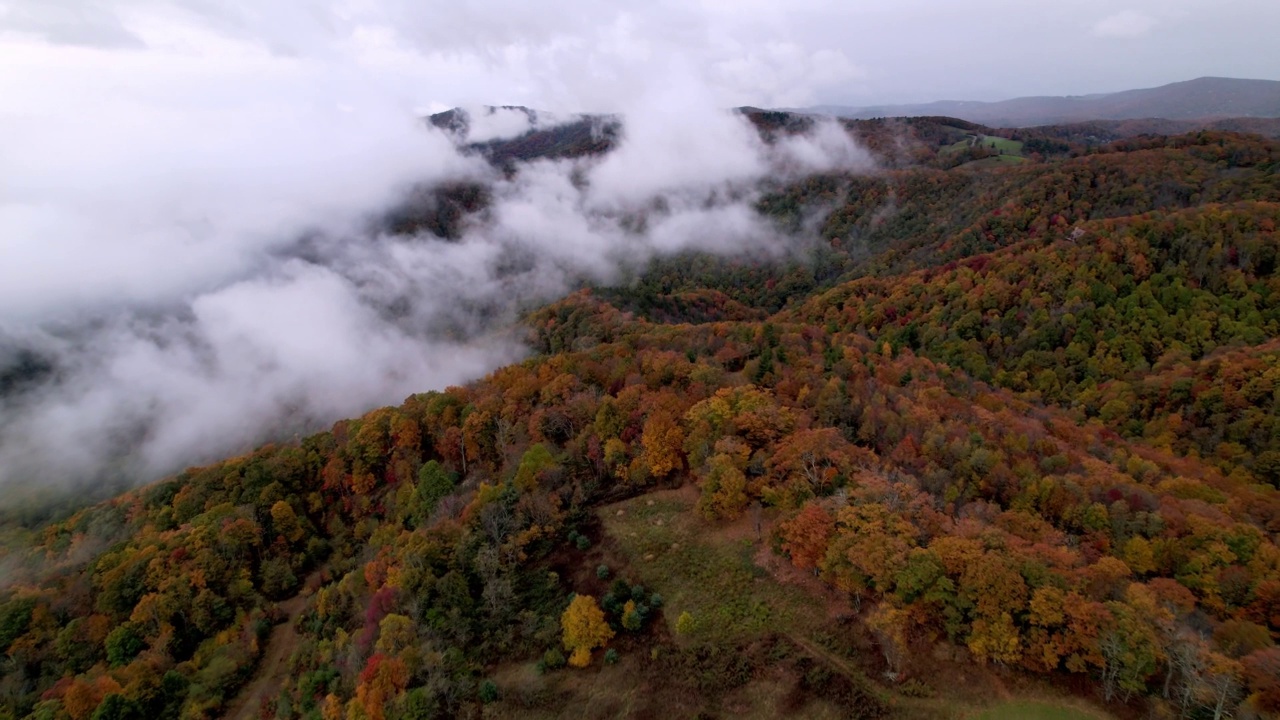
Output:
[
  {"xmin": 942, "ymin": 134, "xmax": 1025, "ymax": 159},
  {"xmin": 983, "ymin": 136, "xmax": 1024, "ymax": 154},
  {"xmin": 481, "ymin": 489, "xmax": 876, "ymax": 719},
  {"xmin": 600, "ymin": 489, "xmax": 827, "ymax": 643}
]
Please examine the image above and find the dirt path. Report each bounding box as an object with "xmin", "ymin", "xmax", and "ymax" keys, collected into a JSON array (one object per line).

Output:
[
  {"xmin": 786, "ymin": 633, "xmax": 864, "ymax": 680},
  {"xmin": 222, "ymin": 571, "xmax": 323, "ymax": 720}
]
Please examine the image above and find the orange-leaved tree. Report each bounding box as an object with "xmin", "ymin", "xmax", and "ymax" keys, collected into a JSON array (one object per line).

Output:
[{"xmin": 778, "ymin": 502, "xmax": 835, "ymax": 572}]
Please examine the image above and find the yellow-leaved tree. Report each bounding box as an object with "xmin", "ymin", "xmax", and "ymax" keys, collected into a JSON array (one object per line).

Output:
[
  {"xmin": 640, "ymin": 411, "xmax": 685, "ymax": 478},
  {"xmin": 560, "ymin": 594, "xmax": 614, "ymax": 667}
]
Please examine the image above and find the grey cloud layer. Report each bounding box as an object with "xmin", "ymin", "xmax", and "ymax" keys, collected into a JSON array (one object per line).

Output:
[{"xmin": 4, "ymin": 0, "xmax": 1277, "ymax": 109}]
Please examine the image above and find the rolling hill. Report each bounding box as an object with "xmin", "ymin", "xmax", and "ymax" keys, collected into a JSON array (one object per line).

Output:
[{"xmin": 803, "ymin": 77, "xmax": 1280, "ymax": 127}]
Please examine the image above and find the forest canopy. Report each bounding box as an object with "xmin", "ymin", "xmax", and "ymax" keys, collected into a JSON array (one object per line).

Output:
[{"xmin": 3, "ymin": 121, "xmax": 1280, "ymax": 720}]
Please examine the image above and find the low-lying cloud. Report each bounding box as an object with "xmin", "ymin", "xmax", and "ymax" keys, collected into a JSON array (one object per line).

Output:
[{"xmin": 0, "ymin": 3, "xmax": 872, "ymax": 506}]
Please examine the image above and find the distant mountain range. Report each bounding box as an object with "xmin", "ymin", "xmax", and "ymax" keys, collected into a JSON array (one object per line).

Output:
[{"xmin": 798, "ymin": 77, "xmax": 1280, "ymax": 127}]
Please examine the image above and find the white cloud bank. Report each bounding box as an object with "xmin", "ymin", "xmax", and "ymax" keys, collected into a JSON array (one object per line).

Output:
[{"xmin": 0, "ymin": 2, "xmax": 872, "ymax": 501}]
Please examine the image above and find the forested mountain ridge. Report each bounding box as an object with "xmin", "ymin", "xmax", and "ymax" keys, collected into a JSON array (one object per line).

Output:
[
  {"xmin": 3, "ymin": 127, "xmax": 1280, "ymax": 720},
  {"xmin": 802, "ymin": 77, "xmax": 1280, "ymax": 127}
]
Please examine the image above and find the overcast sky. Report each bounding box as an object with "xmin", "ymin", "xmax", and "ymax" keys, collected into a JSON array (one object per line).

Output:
[{"xmin": 1, "ymin": 0, "xmax": 1278, "ymax": 112}]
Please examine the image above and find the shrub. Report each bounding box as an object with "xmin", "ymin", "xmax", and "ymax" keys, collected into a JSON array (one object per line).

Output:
[
  {"xmin": 898, "ymin": 679, "xmax": 936, "ymax": 698},
  {"xmin": 604, "ymin": 649, "xmax": 620, "ymax": 665},
  {"xmin": 479, "ymin": 680, "xmax": 499, "ymax": 704},
  {"xmin": 543, "ymin": 648, "xmax": 566, "ymax": 671},
  {"xmin": 596, "ymin": 565, "xmax": 610, "ymax": 580},
  {"xmin": 610, "ymin": 578, "xmax": 632, "ymax": 598},
  {"xmin": 676, "ymin": 611, "xmax": 696, "ymax": 635},
  {"xmin": 622, "ymin": 600, "xmax": 643, "ymax": 632}
]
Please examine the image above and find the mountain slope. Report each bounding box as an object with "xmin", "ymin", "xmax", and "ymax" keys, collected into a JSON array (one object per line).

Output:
[{"xmin": 3, "ymin": 128, "xmax": 1280, "ymax": 720}]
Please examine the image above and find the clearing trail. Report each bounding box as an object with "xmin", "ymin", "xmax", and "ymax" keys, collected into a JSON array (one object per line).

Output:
[
  {"xmin": 222, "ymin": 570, "xmax": 323, "ymax": 720},
  {"xmin": 786, "ymin": 633, "xmax": 863, "ymax": 680}
]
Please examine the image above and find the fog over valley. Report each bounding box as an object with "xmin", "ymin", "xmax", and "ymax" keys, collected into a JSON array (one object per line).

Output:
[{"xmin": 0, "ymin": 9, "xmax": 872, "ymax": 503}]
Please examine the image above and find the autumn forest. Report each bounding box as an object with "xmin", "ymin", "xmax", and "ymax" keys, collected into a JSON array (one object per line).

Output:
[{"xmin": 3, "ymin": 115, "xmax": 1280, "ymax": 720}]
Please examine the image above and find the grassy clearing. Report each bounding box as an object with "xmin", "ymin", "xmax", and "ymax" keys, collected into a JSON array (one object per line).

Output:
[
  {"xmin": 941, "ymin": 134, "xmax": 1025, "ymax": 158},
  {"xmin": 971, "ymin": 700, "xmax": 1112, "ymax": 720},
  {"xmin": 484, "ymin": 656, "xmax": 650, "ymax": 720},
  {"xmin": 593, "ymin": 492, "xmax": 1114, "ymax": 720},
  {"xmin": 600, "ymin": 491, "xmax": 823, "ymax": 644},
  {"xmin": 984, "ymin": 136, "xmax": 1024, "ymax": 154}
]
